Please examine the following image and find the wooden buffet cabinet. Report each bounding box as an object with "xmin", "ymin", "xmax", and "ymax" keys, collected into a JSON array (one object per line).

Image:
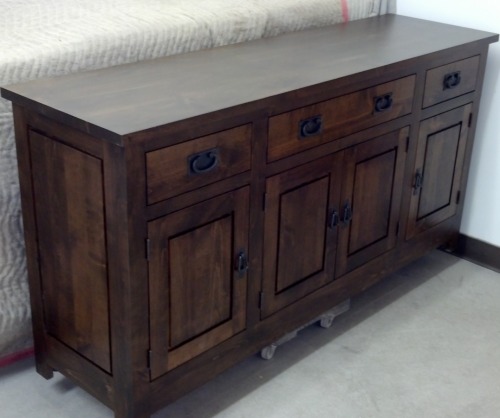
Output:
[{"xmin": 2, "ymin": 14, "xmax": 498, "ymax": 418}]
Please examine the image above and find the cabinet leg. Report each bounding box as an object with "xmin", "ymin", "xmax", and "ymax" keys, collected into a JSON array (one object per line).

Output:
[
  {"xmin": 35, "ymin": 362, "xmax": 54, "ymax": 380},
  {"xmin": 34, "ymin": 353, "xmax": 54, "ymax": 380}
]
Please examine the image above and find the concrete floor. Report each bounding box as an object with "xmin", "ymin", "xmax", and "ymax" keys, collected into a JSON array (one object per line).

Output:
[{"xmin": 1, "ymin": 250, "xmax": 500, "ymax": 418}]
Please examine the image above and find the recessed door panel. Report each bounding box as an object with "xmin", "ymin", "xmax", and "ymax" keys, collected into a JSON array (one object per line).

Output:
[
  {"xmin": 337, "ymin": 128, "xmax": 408, "ymax": 276},
  {"xmin": 276, "ymin": 177, "xmax": 330, "ymax": 293},
  {"xmin": 261, "ymin": 155, "xmax": 342, "ymax": 317},
  {"xmin": 407, "ymin": 105, "xmax": 472, "ymax": 239},
  {"xmin": 168, "ymin": 216, "xmax": 233, "ymax": 349},
  {"xmin": 349, "ymin": 149, "xmax": 395, "ymax": 254},
  {"xmin": 417, "ymin": 125, "xmax": 461, "ymax": 219},
  {"xmin": 148, "ymin": 188, "xmax": 249, "ymax": 378}
]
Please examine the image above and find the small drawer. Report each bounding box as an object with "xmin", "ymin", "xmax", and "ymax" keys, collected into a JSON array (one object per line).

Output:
[
  {"xmin": 267, "ymin": 75, "xmax": 415, "ymax": 162},
  {"xmin": 146, "ymin": 125, "xmax": 251, "ymax": 204},
  {"xmin": 422, "ymin": 55, "xmax": 480, "ymax": 108}
]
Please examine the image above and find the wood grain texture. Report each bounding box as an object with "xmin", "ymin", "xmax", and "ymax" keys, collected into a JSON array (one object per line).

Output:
[
  {"xmin": 146, "ymin": 124, "xmax": 251, "ymax": 204},
  {"xmin": 407, "ymin": 104, "xmax": 472, "ymax": 239},
  {"xmin": 418, "ymin": 125, "xmax": 461, "ymax": 216},
  {"xmin": 29, "ymin": 131, "xmax": 110, "ymax": 372},
  {"xmin": 261, "ymin": 154, "xmax": 342, "ymax": 317},
  {"xmin": 3, "ymin": 14, "xmax": 497, "ymax": 418},
  {"xmin": 103, "ymin": 140, "xmax": 152, "ymax": 418},
  {"xmin": 276, "ymin": 177, "xmax": 329, "ymax": 292},
  {"xmin": 169, "ymin": 216, "xmax": 233, "ymax": 348},
  {"xmin": 268, "ymin": 75, "xmax": 415, "ymax": 161},
  {"xmin": 1, "ymin": 15, "xmax": 497, "ymax": 140},
  {"xmin": 423, "ymin": 55, "xmax": 480, "ymax": 108},
  {"xmin": 336, "ymin": 127, "xmax": 408, "ymax": 276},
  {"xmin": 148, "ymin": 187, "xmax": 249, "ymax": 377}
]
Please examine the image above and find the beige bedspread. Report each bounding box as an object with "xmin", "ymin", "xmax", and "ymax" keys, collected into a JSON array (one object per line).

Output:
[{"xmin": 0, "ymin": 0, "xmax": 396, "ymax": 359}]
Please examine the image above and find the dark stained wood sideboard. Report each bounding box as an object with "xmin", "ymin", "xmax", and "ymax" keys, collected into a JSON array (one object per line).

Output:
[{"xmin": 1, "ymin": 14, "xmax": 498, "ymax": 418}]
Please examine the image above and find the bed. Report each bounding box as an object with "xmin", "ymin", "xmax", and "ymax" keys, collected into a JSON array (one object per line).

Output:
[{"xmin": 0, "ymin": 0, "xmax": 396, "ymax": 362}]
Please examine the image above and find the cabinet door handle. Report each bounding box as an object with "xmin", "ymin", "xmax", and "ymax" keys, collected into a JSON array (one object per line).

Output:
[
  {"xmin": 414, "ymin": 170, "xmax": 423, "ymax": 195},
  {"xmin": 299, "ymin": 115, "xmax": 323, "ymax": 138},
  {"xmin": 235, "ymin": 252, "xmax": 249, "ymax": 276},
  {"xmin": 443, "ymin": 71, "xmax": 461, "ymax": 90},
  {"xmin": 329, "ymin": 210, "xmax": 339, "ymax": 229},
  {"xmin": 374, "ymin": 93, "xmax": 393, "ymax": 113},
  {"xmin": 342, "ymin": 202, "xmax": 353, "ymax": 224},
  {"xmin": 188, "ymin": 148, "xmax": 219, "ymax": 175}
]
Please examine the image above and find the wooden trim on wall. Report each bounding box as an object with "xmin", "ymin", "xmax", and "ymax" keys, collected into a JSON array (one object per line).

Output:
[{"xmin": 451, "ymin": 233, "xmax": 500, "ymax": 273}]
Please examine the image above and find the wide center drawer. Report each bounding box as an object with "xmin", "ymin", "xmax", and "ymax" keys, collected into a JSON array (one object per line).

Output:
[
  {"xmin": 267, "ymin": 75, "xmax": 415, "ymax": 162},
  {"xmin": 146, "ymin": 125, "xmax": 252, "ymax": 204}
]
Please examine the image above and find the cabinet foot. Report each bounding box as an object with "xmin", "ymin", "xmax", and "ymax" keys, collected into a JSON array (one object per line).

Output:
[{"xmin": 36, "ymin": 362, "xmax": 54, "ymax": 380}]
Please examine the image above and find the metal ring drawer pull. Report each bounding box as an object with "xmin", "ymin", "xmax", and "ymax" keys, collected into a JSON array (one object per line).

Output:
[
  {"xmin": 188, "ymin": 148, "xmax": 219, "ymax": 175},
  {"xmin": 299, "ymin": 115, "xmax": 323, "ymax": 138},
  {"xmin": 374, "ymin": 93, "xmax": 393, "ymax": 113},
  {"xmin": 443, "ymin": 71, "xmax": 462, "ymax": 90}
]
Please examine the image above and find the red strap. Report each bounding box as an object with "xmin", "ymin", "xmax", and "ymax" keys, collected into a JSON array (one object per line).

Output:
[
  {"xmin": 0, "ymin": 347, "xmax": 34, "ymax": 368},
  {"xmin": 341, "ymin": 0, "xmax": 349, "ymax": 22}
]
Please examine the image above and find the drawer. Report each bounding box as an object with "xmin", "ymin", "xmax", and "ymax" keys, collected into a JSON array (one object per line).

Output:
[
  {"xmin": 146, "ymin": 125, "xmax": 252, "ymax": 204},
  {"xmin": 422, "ymin": 55, "xmax": 480, "ymax": 108},
  {"xmin": 267, "ymin": 75, "xmax": 415, "ymax": 162}
]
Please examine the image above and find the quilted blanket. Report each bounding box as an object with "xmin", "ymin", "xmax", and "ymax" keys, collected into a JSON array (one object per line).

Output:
[{"xmin": 0, "ymin": 0, "xmax": 396, "ymax": 360}]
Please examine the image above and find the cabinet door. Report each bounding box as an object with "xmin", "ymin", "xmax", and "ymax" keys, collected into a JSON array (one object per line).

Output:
[
  {"xmin": 406, "ymin": 105, "xmax": 472, "ymax": 239},
  {"xmin": 261, "ymin": 155, "xmax": 343, "ymax": 317},
  {"xmin": 336, "ymin": 128, "xmax": 408, "ymax": 276},
  {"xmin": 148, "ymin": 188, "xmax": 249, "ymax": 378}
]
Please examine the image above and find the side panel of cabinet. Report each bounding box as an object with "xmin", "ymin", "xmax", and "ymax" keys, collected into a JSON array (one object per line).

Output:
[
  {"xmin": 406, "ymin": 105, "xmax": 472, "ymax": 239},
  {"xmin": 148, "ymin": 187, "xmax": 249, "ymax": 379},
  {"xmin": 336, "ymin": 128, "xmax": 408, "ymax": 276},
  {"xmin": 29, "ymin": 131, "xmax": 111, "ymax": 373},
  {"xmin": 261, "ymin": 155, "xmax": 343, "ymax": 317}
]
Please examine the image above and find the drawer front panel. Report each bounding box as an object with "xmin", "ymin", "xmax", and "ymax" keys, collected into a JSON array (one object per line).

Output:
[
  {"xmin": 147, "ymin": 124, "xmax": 252, "ymax": 204},
  {"xmin": 423, "ymin": 55, "xmax": 480, "ymax": 108},
  {"xmin": 267, "ymin": 75, "xmax": 415, "ymax": 161}
]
